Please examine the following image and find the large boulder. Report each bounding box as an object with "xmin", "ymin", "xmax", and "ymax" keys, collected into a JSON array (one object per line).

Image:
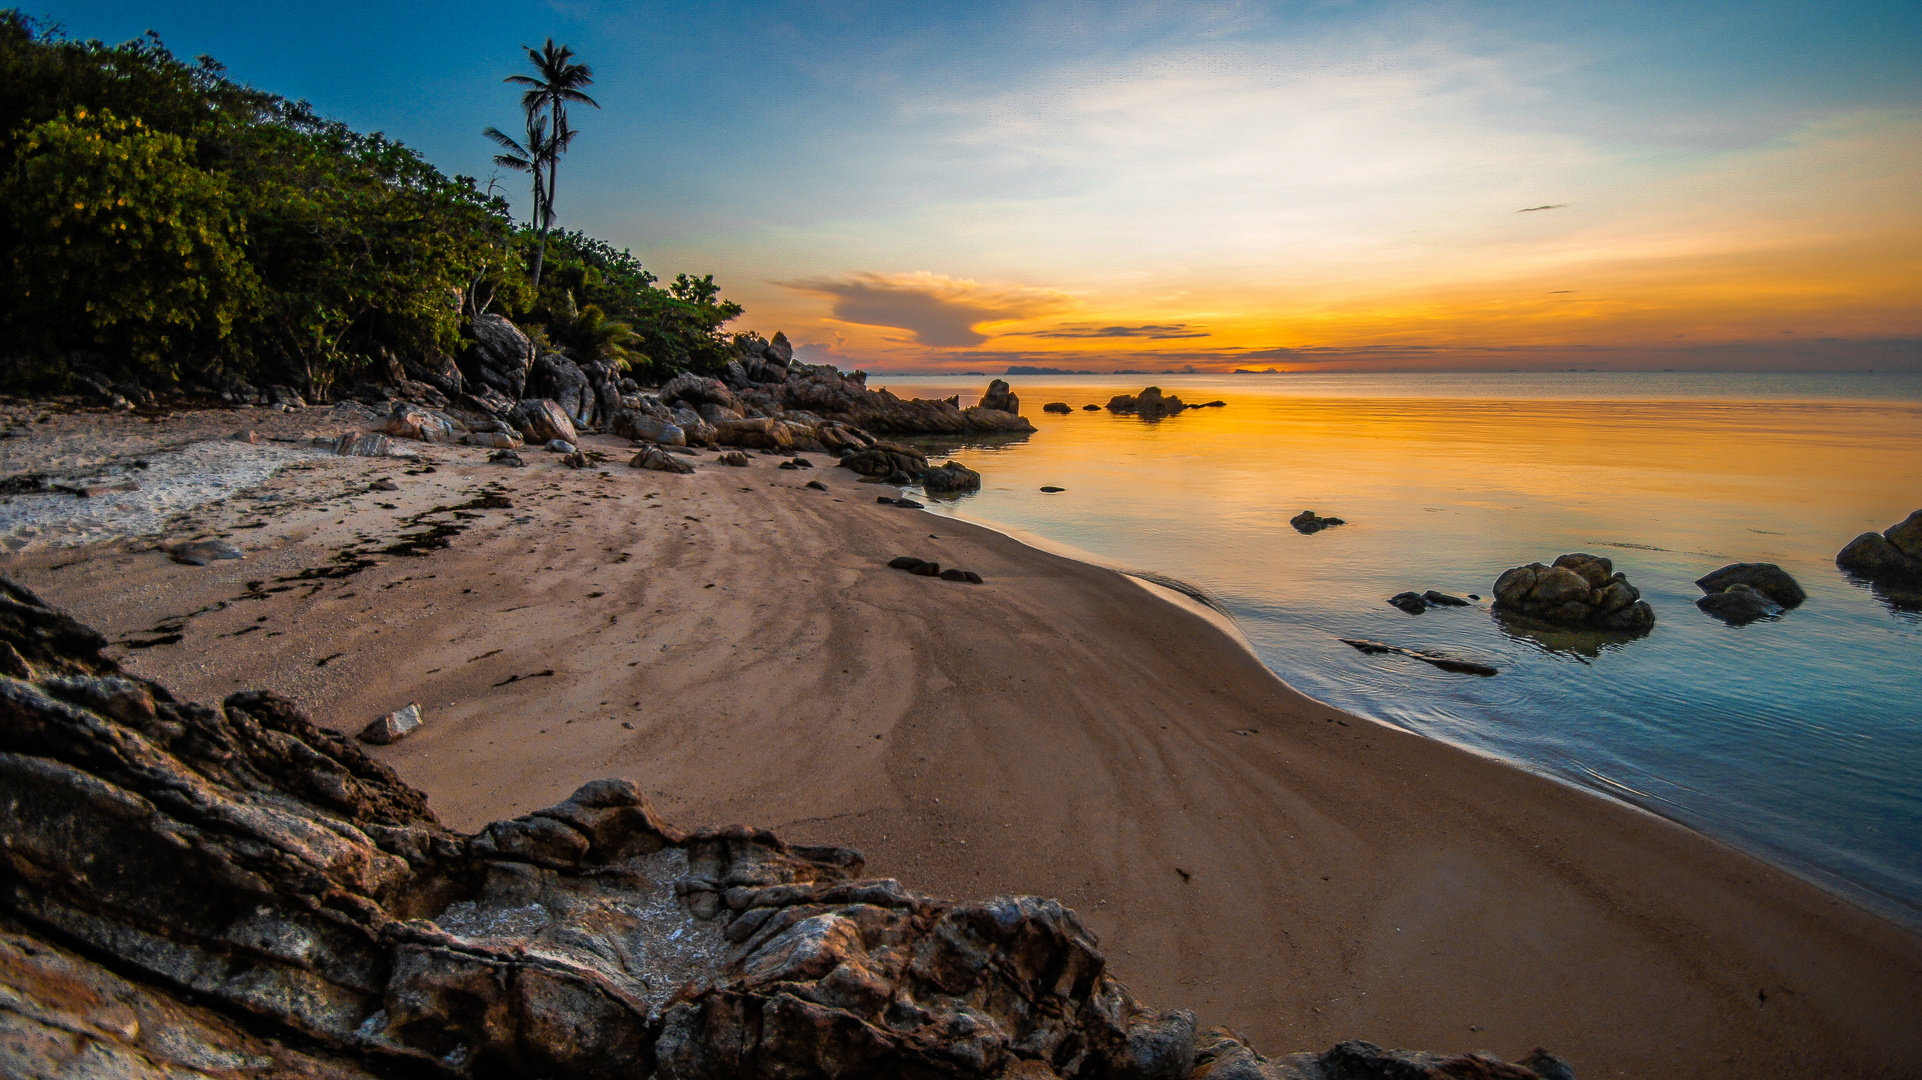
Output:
[
  {"xmin": 1695, "ymin": 563, "xmax": 1806, "ymax": 609},
  {"xmin": 714, "ymin": 417, "xmax": 794, "ymax": 451},
  {"xmin": 839, "ymin": 443, "xmax": 929, "ymax": 479},
  {"xmin": 380, "ymin": 403, "xmax": 460, "ymax": 443},
  {"xmin": 1492, "ymin": 552, "xmax": 1655, "ymax": 634},
  {"xmin": 1839, "ymin": 510, "xmax": 1922, "ymax": 579},
  {"xmin": 527, "ymin": 353, "xmax": 595, "ymax": 428},
  {"xmin": 1697, "ymin": 584, "xmax": 1782, "ymax": 625},
  {"xmin": 614, "ymin": 411, "xmax": 688, "ymax": 447},
  {"xmin": 979, "ymin": 378, "xmax": 1020, "ymax": 414},
  {"xmin": 458, "ymin": 314, "xmax": 537, "ymax": 399},
  {"xmin": 922, "ymin": 460, "xmax": 982, "ymax": 494},
  {"xmin": 508, "ymin": 398, "xmax": 579, "ymax": 446},
  {"xmin": 766, "ymin": 330, "xmax": 795, "ymax": 364},
  {"xmin": 660, "ymin": 372, "xmax": 741, "ymax": 414}
]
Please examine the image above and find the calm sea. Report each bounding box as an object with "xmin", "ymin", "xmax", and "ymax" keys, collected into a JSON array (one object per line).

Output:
[{"xmin": 874, "ymin": 371, "xmax": 1922, "ymax": 929}]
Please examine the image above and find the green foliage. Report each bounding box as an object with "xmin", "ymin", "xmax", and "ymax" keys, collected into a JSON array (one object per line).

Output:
[
  {"xmin": 0, "ymin": 11, "xmax": 743, "ymax": 394},
  {"xmin": 2, "ymin": 107, "xmax": 256, "ymax": 376}
]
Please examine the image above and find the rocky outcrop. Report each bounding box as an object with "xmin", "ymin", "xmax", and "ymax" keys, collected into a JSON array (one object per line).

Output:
[
  {"xmin": 1837, "ymin": 510, "xmax": 1922, "ymax": 587},
  {"xmin": 1107, "ymin": 387, "xmax": 1187, "ymax": 419},
  {"xmin": 509, "ymin": 398, "xmax": 580, "ymax": 447},
  {"xmin": 922, "ymin": 461, "xmax": 983, "ymax": 494},
  {"xmin": 1044, "ymin": 402, "xmax": 1073, "ymax": 414},
  {"xmin": 1493, "ymin": 553, "xmax": 1656, "ymax": 634},
  {"xmin": 1694, "ymin": 563, "xmax": 1804, "ymax": 623},
  {"xmin": 1290, "ymin": 511, "xmax": 1345, "ymax": 535},
  {"xmin": 979, "ymin": 379, "xmax": 1020, "ymax": 414},
  {"xmin": 458, "ymin": 314, "xmax": 538, "ymax": 400},
  {"xmin": 0, "ymin": 580, "xmax": 1576, "ymax": 1080}
]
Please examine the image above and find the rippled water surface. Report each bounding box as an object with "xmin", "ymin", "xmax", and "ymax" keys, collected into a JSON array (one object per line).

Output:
[{"xmin": 877, "ymin": 372, "xmax": 1922, "ymax": 926}]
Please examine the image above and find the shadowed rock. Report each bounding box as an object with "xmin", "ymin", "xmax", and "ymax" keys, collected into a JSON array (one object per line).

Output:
[
  {"xmin": 1493, "ymin": 553, "xmax": 1655, "ymax": 635},
  {"xmin": 1695, "ymin": 563, "xmax": 1805, "ymax": 609},
  {"xmin": 0, "ymin": 578, "xmax": 1575, "ymax": 1080},
  {"xmin": 1837, "ymin": 511, "xmax": 1922, "ymax": 611}
]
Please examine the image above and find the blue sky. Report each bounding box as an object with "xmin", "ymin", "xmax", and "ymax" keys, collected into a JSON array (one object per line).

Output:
[{"xmin": 39, "ymin": 1, "xmax": 1922, "ymax": 370}]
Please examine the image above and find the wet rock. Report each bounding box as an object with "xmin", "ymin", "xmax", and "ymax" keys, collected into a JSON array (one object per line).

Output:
[
  {"xmin": 717, "ymin": 451, "xmax": 751, "ymax": 467},
  {"xmin": 1422, "ymin": 590, "xmax": 1470, "ymax": 606},
  {"xmin": 1695, "ymin": 563, "xmax": 1805, "ymax": 609},
  {"xmin": 889, "ymin": 497, "xmax": 924, "ymax": 509},
  {"xmin": 1340, "ymin": 638, "xmax": 1499, "ymax": 677},
  {"xmin": 1493, "ymin": 553, "xmax": 1655, "ymax": 635},
  {"xmin": 979, "ymin": 378, "xmax": 1020, "ymax": 414},
  {"xmin": 1387, "ymin": 592, "xmax": 1427, "ymax": 614},
  {"xmin": 631, "ymin": 446, "xmax": 696, "ymax": 474},
  {"xmin": 488, "ymin": 448, "xmax": 525, "ymax": 467},
  {"xmin": 1291, "ymin": 510, "xmax": 1346, "ymax": 534},
  {"xmin": 1837, "ymin": 511, "xmax": 1922, "ymax": 604},
  {"xmin": 357, "ymin": 702, "xmax": 422, "ymax": 745},
  {"xmin": 1107, "ymin": 386, "xmax": 1187, "ymax": 418},
  {"xmin": 1044, "ymin": 402, "xmax": 1073, "ymax": 413},
  {"xmin": 168, "ymin": 539, "xmax": 243, "ymax": 566},
  {"xmin": 508, "ymin": 398, "xmax": 579, "ymax": 446},
  {"xmin": 922, "ymin": 461, "xmax": 982, "ymax": 494},
  {"xmin": 1696, "ymin": 584, "xmax": 1782, "ymax": 625}
]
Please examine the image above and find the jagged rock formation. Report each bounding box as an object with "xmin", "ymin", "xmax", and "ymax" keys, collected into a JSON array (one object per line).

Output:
[
  {"xmin": 1106, "ymin": 387, "xmax": 1187, "ymax": 419},
  {"xmin": 0, "ymin": 578, "xmax": 1575, "ymax": 1080},
  {"xmin": 1492, "ymin": 553, "xmax": 1655, "ymax": 635}
]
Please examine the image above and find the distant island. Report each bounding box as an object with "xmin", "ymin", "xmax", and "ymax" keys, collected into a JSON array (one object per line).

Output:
[{"xmin": 1233, "ymin": 368, "xmax": 1288, "ymax": 374}]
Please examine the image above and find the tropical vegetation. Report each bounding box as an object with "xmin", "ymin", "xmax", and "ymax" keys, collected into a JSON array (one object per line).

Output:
[{"xmin": 0, "ymin": 11, "xmax": 745, "ymax": 397}]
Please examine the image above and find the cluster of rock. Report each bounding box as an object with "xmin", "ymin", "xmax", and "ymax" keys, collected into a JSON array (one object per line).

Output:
[
  {"xmin": 887, "ymin": 556, "xmax": 984, "ymax": 583},
  {"xmin": 838, "ymin": 445, "xmax": 982, "ymax": 494},
  {"xmin": 0, "ymin": 579, "xmax": 1577, "ymax": 1080},
  {"xmin": 1829, "ymin": 511, "xmax": 1922, "ymax": 588},
  {"xmin": 1290, "ymin": 511, "xmax": 1345, "ymax": 535},
  {"xmin": 1104, "ymin": 388, "xmax": 1226, "ymax": 419},
  {"xmin": 1693, "ymin": 563, "xmax": 1806, "ymax": 625},
  {"xmin": 1386, "ymin": 589, "xmax": 1472, "ymax": 615},
  {"xmin": 1492, "ymin": 553, "xmax": 1656, "ymax": 634}
]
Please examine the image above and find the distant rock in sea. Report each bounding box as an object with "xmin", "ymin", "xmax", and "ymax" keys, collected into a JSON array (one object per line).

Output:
[{"xmin": 1493, "ymin": 552, "xmax": 1656, "ymax": 634}]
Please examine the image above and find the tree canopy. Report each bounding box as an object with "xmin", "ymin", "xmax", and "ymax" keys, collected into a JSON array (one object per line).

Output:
[{"xmin": 0, "ymin": 11, "xmax": 744, "ymax": 395}]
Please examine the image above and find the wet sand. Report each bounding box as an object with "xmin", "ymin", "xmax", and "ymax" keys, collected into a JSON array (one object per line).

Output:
[{"xmin": 9, "ymin": 412, "xmax": 1922, "ymax": 1079}]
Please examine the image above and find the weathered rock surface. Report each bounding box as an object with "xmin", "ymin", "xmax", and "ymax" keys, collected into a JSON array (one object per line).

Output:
[
  {"xmin": 1694, "ymin": 563, "xmax": 1806, "ymax": 609},
  {"xmin": 380, "ymin": 403, "xmax": 460, "ymax": 444},
  {"xmin": 839, "ymin": 444, "xmax": 929, "ymax": 480},
  {"xmin": 508, "ymin": 398, "xmax": 580, "ymax": 447},
  {"xmin": 0, "ymin": 579, "xmax": 1576, "ymax": 1080},
  {"xmin": 630, "ymin": 446, "xmax": 696, "ymax": 474},
  {"xmin": 1493, "ymin": 553, "xmax": 1656, "ymax": 634},
  {"xmin": 1290, "ymin": 511, "xmax": 1346, "ymax": 535},
  {"xmin": 1837, "ymin": 511, "xmax": 1922, "ymax": 609},
  {"xmin": 458, "ymin": 314, "xmax": 537, "ymax": 399},
  {"xmin": 1044, "ymin": 402, "xmax": 1073, "ymax": 414},
  {"xmin": 1107, "ymin": 387, "xmax": 1187, "ymax": 419},
  {"xmin": 979, "ymin": 378, "xmax": 1020, "ymax": 414},
  {"xmin": 922, "ymin": 461, "xmax": 983, "ymax": 494}
]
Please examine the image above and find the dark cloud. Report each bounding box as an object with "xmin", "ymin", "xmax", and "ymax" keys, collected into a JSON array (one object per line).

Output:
[
  {"xmin": 1015, "ymin": 324, "xmax": 1211, "ymax": 340},
  {"xmin": 1518, "ymin": 204, "xmax": 1569, "ymax": 212},
  {"xmin": 779, "ymin": 273, "xmax": 1070, "ymax": 347}
]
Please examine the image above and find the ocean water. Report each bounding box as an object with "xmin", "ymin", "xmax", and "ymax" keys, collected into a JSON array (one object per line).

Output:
[{"xmin": 874, "ymin": 371, "xmax": 1922, "ymax": 928}]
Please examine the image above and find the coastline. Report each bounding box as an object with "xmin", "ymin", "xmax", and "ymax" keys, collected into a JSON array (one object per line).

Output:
[{"xmin": 7, "ymin": 409, "xmax": 1922, "ymax": 1077}]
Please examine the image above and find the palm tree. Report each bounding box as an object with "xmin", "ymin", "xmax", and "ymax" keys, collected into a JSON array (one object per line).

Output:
[{"xmin": 503, "ymin": 38, "xmax": 598, "ymax": 287}]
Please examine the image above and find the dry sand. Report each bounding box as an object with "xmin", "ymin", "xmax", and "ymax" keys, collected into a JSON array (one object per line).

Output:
[{"xmin": 7, "ymin": 407, "xmax": 1921, "ymax": 1079}]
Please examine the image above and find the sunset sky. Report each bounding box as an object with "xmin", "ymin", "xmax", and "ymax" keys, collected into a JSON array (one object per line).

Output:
[{"xmin": 52, "ymin": 1, "xmax": 1922, "ymax": 372}]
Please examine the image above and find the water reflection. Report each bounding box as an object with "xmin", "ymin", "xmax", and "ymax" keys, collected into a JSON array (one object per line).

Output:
[{"xmin": 878, "ymin": 372, "xmax": 1922, "ymax": 928}]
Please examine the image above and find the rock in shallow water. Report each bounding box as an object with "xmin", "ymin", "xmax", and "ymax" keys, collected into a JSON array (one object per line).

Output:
[
  {"xmin": 1493, "ymin": 553, "xmax": 1655, "ymax": 635},
  {"xmin": 1696, "ymin": 583, "xmax": 1782, "ymax": 625},
  {"xmin": 1290, "ymin": 510, "xmax": 1346, "ymax": 534},
  {"xmin": 1695, "ymin": 562, "xmax": 1805, "ymax": 608}
]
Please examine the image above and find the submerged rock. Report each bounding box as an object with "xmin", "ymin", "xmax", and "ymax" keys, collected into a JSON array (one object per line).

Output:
[
  {"xmin": 1695, "ymin": 562, "xmax": 1806, "ymax": 608},
  {"xmin": 1388, "ymin": 591, "xmax": 1428, "ymax": 614},
  {"xmin": 1291, "ymin": 510, "xmax": 1346, "ymax": 534},
  {"xmin": 1106, "ymin": 385, "xmax": 1187, "ymax": 418},
  {"xmin": 1696, "ymin": 584, "xmax": 1782, "ymax": 625},
  {"xmin": 922, "ymin": 460, "xmax": 982, "ymax": 494},
  {"xmin": 1492, "ymin": 553, "xmax": 1655, "ymax": 634},
  {"xmin": 1837, "ymin": 512, "xmax": 1922, "ymax": 610},
  {"xmin": 1044, "ymin": 401, "xmax": 1073, "ymax": 413},
  {"xmin": 0, "ymin": 578, "xmax": 1574, "ymax": 1079},
  {"xmin": 1340, "ymin": 638, "xmax": 1499, "ymax": 677}
]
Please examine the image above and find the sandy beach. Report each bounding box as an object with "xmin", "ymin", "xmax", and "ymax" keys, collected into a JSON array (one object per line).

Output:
[{"xmin": 7, "ymin": 405, "xmax": 1921, "ymax": 1079}]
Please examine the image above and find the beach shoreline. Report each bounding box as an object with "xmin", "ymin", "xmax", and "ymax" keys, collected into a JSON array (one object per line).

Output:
[{"xmin": 6, "ymin": 404, "xmax": 1922, "ymax": 1077}]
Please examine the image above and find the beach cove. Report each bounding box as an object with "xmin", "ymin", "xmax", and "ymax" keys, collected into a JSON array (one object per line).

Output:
[{"xmin": 7, "ymin": 401, "xmax": 1921, "ymax": 1078}]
